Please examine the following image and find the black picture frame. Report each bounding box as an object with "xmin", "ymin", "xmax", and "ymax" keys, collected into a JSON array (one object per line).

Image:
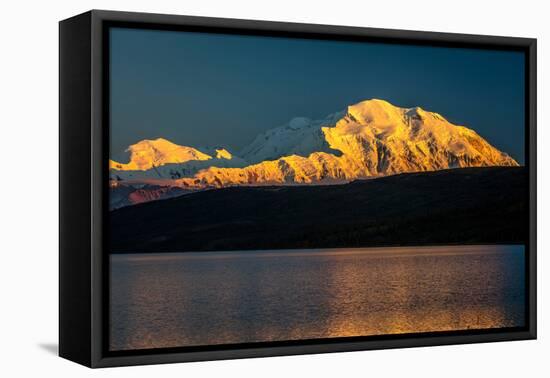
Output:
[{"xmin": 59, "ymin": 9, "xmax": 537, "ymax": 368}]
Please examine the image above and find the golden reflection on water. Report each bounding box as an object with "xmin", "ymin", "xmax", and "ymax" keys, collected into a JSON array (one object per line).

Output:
[
  {"xmin": 110, "ymin": 245, "xmax": 525, "ymax": 351},
  {"xmin": 323, "ymin": 306, "xmax": 509, "ymax": 338}
]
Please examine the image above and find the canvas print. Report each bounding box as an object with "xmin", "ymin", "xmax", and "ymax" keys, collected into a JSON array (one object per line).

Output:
[{"xmin": 108, "ymin": 28, "xmax": 527, "ymax": 351}]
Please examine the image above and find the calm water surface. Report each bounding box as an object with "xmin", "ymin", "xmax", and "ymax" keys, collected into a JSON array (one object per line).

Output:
[{"xmin": 110, "ymin": 245, "xmax": 525, "ymax": 351}]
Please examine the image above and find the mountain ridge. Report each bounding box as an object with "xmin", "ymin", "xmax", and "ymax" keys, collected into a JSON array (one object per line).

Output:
[
  {"xmin": 173, "ymin": 98, "xmax": 517, "ymax": 188},
  {"xmin": 109, "ymin": 98, "xmax": 519, "ymax": 207}
]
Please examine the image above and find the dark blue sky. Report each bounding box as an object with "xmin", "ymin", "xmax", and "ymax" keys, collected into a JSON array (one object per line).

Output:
[{"xmin": 110, "ymin": 27, "xmax": 525, "ymax": 163}]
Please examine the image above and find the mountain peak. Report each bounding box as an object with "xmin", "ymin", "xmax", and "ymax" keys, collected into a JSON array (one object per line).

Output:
[
  {"xmin": 288, "ymin": 117, "xmax": 312, "ymax": 129},
  {"xmin": 112, "ymin": 138, "xmax": 213, "ymax": 171},
  {"xmin": 149, "ymin": 137, "xmax": 171, "ymax": 144},
  {"xmin": 352, "ymin": 98, "xmax": 393, "ymax": 107},
  {"xmin": 129, "ymin": 137, "xmax": 168, "ymax": 148},
  {"xmin": 347, "ymin": 98, "xmax": 402, "ymax": 125}
]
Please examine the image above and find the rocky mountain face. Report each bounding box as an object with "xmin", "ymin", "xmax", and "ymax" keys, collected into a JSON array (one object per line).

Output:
[
  {"xmin": 109, "ymin": 181, "xmax": 192, "ymax": 209},
  {"xmin": 109, "ymin": 99, "xmax": 518, "ymax": 208}
]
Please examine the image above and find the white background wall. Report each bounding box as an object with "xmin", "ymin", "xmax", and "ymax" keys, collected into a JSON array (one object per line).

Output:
[{"xmin": 0, "ymin": 0, "xmax": 546, "ymax": 376}]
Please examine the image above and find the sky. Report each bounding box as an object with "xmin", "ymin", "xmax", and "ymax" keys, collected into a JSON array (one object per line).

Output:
[{"xmin": 110, "ymin": 27, "xmax": 526, "ymax": 164}]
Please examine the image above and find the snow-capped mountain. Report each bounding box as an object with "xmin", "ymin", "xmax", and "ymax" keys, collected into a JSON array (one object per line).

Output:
[
  {"xmin": 109, "ymin": 138, "xmax": 248, "ymax": 182},
  {"xmin": 109, "ymin": 99, "xmax": 518, "ymax": 207},
  {"xmin": 174, "ymin": 99, "xmax": 517, "ymax": 188},
  {"xmin": 240, "ymin": 113, "xmax": 344, "ymax": 164},
  {"xmin": 110, "ymin": 138, "xmax": 212, "ymax": 170}
]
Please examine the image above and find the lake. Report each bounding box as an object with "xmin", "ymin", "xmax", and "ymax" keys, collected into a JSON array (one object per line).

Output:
[{"xmin": 110, "ymin": 245, "xmax": 525, "ymax": 351}]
